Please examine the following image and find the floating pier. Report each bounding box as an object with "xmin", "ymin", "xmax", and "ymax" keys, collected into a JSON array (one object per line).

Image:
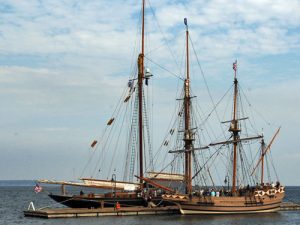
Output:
[
  {"xmin": 24, "ymin": 202, "xmax": 300, "ymax": 219},
  {"xmin": 24, "ymin": 206, "xmax": 180, "ymax": 218},
  {"xmin": 280, "ymin": 202, "xmax": 300, "ymax": 211}
]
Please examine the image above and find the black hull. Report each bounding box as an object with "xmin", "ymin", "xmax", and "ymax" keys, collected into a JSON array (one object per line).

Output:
[{"xmin": 49, "ymin": 194, "xmax": 169, "ymax": 208}]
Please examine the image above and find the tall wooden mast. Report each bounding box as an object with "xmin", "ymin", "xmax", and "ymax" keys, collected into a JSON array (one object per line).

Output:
[
  {"xmin": 230, "ymin": 60, "xmax": 240, "ymax": 193},
  {"xmin": 183, "ymin": 18, "xmax": 192, "ymax": 196},
  {"xmin": 261, "ymin": 137, "xmax": 265, "ymax": 185},
  {"xmin": 138, "ymin": 0, "xmax": 145, "ymax": 182},
  {"xmin": 137, "ymin": 0, "xmax": 145, "ymax": 184}
]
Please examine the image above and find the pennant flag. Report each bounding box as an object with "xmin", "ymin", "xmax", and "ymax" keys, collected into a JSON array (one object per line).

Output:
[{"xmin": 34, "ymin": 184, "xmax": 42, "ymax": 193}]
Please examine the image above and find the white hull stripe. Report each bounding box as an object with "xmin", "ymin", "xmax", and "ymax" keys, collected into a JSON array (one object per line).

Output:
[{"xmin": 180, "ymin": 207, "xmax": 280, "ymax": 215}]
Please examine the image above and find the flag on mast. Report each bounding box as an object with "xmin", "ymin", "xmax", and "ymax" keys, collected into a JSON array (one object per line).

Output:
[{"xmin": 233, "ymin": 60, "xmax": 237, "ymax": 71}]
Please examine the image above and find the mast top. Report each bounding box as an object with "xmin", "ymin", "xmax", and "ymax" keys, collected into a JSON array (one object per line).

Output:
[
  {"xmin": 233, "ymin": 60, "xmax": 237, "ymax": 80},
  {"xmin": 184, "ymin": 18, "xmax": 188, "ymax": 30}
]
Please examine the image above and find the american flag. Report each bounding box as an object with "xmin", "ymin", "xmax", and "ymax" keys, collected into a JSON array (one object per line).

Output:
[
  {"xmin": 233, "ymin": 60, "xmax": 237, "ymax": 71},
  {"xmin": 34, "ymin": 184, "xmax": 42, "ymax": 193}
]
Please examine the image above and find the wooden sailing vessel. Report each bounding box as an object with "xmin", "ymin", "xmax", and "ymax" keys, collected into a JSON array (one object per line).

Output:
[
  {"xmin": 38, "ymin": 0, "xmax": 180, "ymax": 209},
  {"xmin": 162, "ymin": 19, "xmax": 285, "ymax": 214}
]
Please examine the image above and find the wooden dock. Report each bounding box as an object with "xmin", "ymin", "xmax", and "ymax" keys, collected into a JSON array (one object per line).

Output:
[
  {"xmin": 24, "ymin": 202, "xmax": 300, "ymax": 219},
  {"xmin": 280, "ymin": 202, "xmax": 300, "ymax": 211},
  {"xmin": 24, "ymin": 206, "xmax": 180, "ymax": 218}
]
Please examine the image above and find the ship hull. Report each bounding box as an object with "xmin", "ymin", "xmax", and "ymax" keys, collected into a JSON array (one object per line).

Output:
[
  {"xmin": 164, "ymin": 192, "xmax": 285, "ymax": 215},
  {"xmin": 49, "ymin": 194, "xmax": 169, "ymax": 208},
  {"xmin": 179, "ymin": 203, "xmax": 281, "ymax": 215}
]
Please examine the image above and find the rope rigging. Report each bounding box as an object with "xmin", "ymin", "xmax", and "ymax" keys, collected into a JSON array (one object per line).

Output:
[{"xmin": 75, "ymin": 6, "xmax": 281, "ymax": 195}]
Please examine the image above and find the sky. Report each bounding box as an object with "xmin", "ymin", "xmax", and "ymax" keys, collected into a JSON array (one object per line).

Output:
[{"xmin": 0, "ymin": 0, "xmax": 300, "ymax": 185}]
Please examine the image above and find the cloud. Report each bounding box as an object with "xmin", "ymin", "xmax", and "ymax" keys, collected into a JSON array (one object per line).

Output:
[
  {"xmin": 154, "ymin": 0, "xmax": 300, "ymax": 60},
  {"xmin": 0, "ymin": 0, "xmax": 299, "ymax": 183}
]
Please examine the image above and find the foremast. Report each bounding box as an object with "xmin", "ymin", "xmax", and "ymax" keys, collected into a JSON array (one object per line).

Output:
[{"xmin": 183, "ymin": 18, "xmax": 193, "ymax": 196}]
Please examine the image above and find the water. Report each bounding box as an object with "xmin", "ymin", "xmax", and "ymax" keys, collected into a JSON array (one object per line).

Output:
[{"xmin": 1, "ymin": 182, "xmax": 300, "ymax": 225}]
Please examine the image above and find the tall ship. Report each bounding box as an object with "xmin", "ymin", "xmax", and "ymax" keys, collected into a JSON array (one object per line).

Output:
[
  {"xmin": 162, "ymin": 19, "xmax": 285, "ymax": 214},
  {"xmin": 37, "ymin": 3, "xmax": 284, "ymax": 212},
  {"xmin": 38, "ymin": 0, "xmax": 183, "ymax": 209}
]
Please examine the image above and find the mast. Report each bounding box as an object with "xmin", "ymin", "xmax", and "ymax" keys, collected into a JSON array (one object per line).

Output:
[
  {"xmin": 137, "ymin": 0, "xmax": 145, "ymax": 185},
  {"xmin": 230, "ymin": 60, "xmax": 240, "ymax": 193},
  {"xmin": 183, "ymin": 18, "xmax": 192, "ymax": 196},
  {"xmin": 261, "ymin": 137, "xmax": 265, "ymax": 185},
  {"xmin": 250, "ymin": 127, "xmax": 280, "ymax": 177}
]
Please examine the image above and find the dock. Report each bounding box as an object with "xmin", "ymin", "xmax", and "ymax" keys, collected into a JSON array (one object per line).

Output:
[
  {"xmin": 24, "ymin": 206, "xmax": 180, "ymax": 218},
  {"xmin": 24, "ymin": 202, "xmax": 300, "ymax": 219},
  {"xmin": 280, "ymin": 202, "xmax": 300, "ymax": 211}
]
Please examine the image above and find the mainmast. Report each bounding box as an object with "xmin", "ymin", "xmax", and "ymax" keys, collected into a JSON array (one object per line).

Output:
[
  {"xmin": 230, "ymin": 60, "xmax": 240, "ymax": 194},
  {"xmin": 183, "ymin": 18, "xmax": 192, "ymax": 196},
  {"xmin": 137, "ymin": 0, "xmax": 145, "ymax": 185}
]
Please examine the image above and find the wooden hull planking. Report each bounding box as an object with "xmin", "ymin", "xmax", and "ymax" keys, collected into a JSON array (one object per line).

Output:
[{"xmin": 164, "ymin": 192, "xmax": 285, "ymax": 215}]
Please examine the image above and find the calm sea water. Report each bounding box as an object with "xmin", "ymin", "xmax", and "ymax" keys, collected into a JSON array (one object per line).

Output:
[{"xmin": 1, "ymin": 181, "xmax": 300, "ymax": 225}]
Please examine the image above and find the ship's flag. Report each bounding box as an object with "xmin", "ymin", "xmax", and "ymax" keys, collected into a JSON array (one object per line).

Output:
[
  {"xmin": 233, "ymin": 60, "xmax": 237, "ymax": 71},
  {"xmin": 34, "ymin": 184, "xmax": 42, "ymax": 193}
]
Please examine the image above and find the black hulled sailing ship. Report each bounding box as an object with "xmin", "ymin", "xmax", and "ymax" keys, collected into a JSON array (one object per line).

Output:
[
  {"xmin": 38, "ymin": 0, "xmax": 182, "ymax": 209},
  {"xmin": 162, "ymin": 19, "xmax": 285, "ymax": 214}
]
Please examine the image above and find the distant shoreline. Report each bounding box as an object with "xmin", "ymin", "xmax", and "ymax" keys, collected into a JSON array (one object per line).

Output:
[{"xmin": 0, "ymin": 180, "xmax": 37, "ymax": 186}]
